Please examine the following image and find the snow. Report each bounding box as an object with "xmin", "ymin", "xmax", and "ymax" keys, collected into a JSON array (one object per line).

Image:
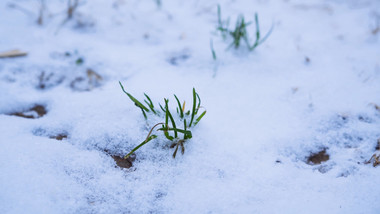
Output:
[{"xmin": 1, "ymin": 0, "xmax": 380, "ymax": 213}]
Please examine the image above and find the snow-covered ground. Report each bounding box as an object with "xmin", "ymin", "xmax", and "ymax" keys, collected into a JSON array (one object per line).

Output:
[{"xmin": 1, "ymin": 0, "xmax": 380, "ymax": 213}]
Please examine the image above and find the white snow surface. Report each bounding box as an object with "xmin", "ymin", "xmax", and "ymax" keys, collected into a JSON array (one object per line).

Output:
[{"xmin": 1, "ymin": 0, "xmax": 380, "ymax": 213}]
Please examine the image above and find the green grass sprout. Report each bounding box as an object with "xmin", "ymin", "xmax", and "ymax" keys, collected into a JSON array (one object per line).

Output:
[
  {"xmin": 216, "ymin": 4, "xmax": 273, "ymax": 51},
  {"xmin": 119, "ymin": 82, "xmax": 206, "ymax": 158}
]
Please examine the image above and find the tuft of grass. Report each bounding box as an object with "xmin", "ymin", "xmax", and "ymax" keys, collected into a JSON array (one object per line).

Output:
[
  {"xmin": 119, "ymin": 82, "xmax": 206, "ymax": 158},
  {"xmin": 216, "ymin": 4, "xmax": 273, "ymax": 51}
]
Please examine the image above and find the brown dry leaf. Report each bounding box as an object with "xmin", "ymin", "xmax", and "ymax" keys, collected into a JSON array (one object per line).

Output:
[
  {"xmin": 0, "ymin": 49, "xmax": 27, "ymax": 58},
  {"xmin": 87, "ymin": 69, "xmax": 102, "ymax": 80},
  {"xmin": 365, "ymin": 154, "xmax": 380, "ymax": 167}
]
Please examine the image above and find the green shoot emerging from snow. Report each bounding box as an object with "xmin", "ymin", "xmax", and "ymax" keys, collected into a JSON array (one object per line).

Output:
[
  {"xmin": 119, "ymin": 81, "xmax": 206, "ymax": 158},
  {"xmin": 216, "ymin": 4, "xmax": 273, "ymax": 51}
]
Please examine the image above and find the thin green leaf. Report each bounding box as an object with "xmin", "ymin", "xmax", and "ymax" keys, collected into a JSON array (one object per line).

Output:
[
  {"xmin": 166, "ymin": 107, "xmax": 178, "ymax": 138},
  {"xmin": 189, "ymin": 88, "xmax": 197, "ymax": 127},
  {"xmin": 164, "ymin": 130, "xmax": 174, "ymax": 141},
  {"xmin": 196, "ymin": 93, "xmax": 201, "ymax": 113},
  {"xmin": 124, "ymin": 122, "xmax": 165, "ymax": 158},
  {"xmin": 194, "ymin": 110, "xmax": 206, "ymax": 126},
  {"xmin": 164, "ymin": 99, "xmax": 169, "ymax": 126},
  {"xmin": 248, "ymin": 13, "xmax": 273, "ymax": 51},
  {"xmin": 124, "ymin": 135, "xmax": 157, "ymax": 159},
  {"xmin": 160, "ymin": 124, "xmax": 174, "ymax": 141},
  {"xmin": 141, "ymin": 109, "xmax": 147, "ymax": 120},
  {"xmin": 210, "ymin": 39, "xmax": 217, "ymax": 61},
  {"xmin": 174, "ymin": 94, "xmax": 184, "ymax": 118},
  {"xmin": 163, "ymin": 98, "xmax": 177, "ymax": 138},
  {"xmin": 217, "ymin": 4, "xmax": 222, "ymax": 27},
  {"xmin": 184, "ymin": 119, "xmax": 190, "ymax": 139},
  {"xmin": 119, "ymin": 81, "xmax": 150, "ymax": 112},
  {"xmin": 144, "ymin": 93, "xmax": 156, "ymax": 114},
  {"xmin": 159, "ymin": 103, "xmax": 165, "ymax": 113},
  {"xmin": 164, "ymin": 127, "xmax": 192, "ymax": 139},
  {"xmin": 249, "ymin": 13, "xmax": 261, "ymax": 50},
  {"xmin": 144, "ymin": 93, "xmax": 154, "ymax": 107},
  {"xmin": 255, "ymin": 13, "xmax": 260, "ymax": 40},
  {"xmin": 257, "ymin": 22, "xmax": 274, "ymax": 46}
]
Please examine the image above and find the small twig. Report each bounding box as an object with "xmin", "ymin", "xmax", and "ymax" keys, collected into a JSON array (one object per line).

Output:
[{"xmin": 0, "ymin": 49, "xmax": 28, "ymax": 58}]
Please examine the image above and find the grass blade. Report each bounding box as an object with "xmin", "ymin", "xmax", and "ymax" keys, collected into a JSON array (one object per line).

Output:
[
  {"xmin": 174, "ymin": 94, "xmax": 184, "ymax": 118},
  {"xmin": 159, "ymin": 103, "xmax": 165, "ymax": 113},
  {"xmin": 183, "ymin": 119, "xmax": 189, "ymax": 139},
  {"xmin": 163, "ymin": 127, "xmax": 192, "ymax": 139},
  {"xmin": 119, "ymin": 81, "xmax": 150, "ymax": 112},
  {"xmin": 164, "ymin": 99, "xmax": 169, "ymax": 125},
  {"xmin": 196, "ymin": 93, "xmax": 201, "ymax": 113},
  {"xmin": 257, "ymin": 22, "xmax": 274, "ymax": 46},
  {"xmin": 189, "ymin": 88, "xmax": 197, "ymax": 127},
  {"xmin": 217, "ymin": 4, "xmax": 222, "ymax": 27},
  {"xmin": 210, "ymin": 39, "xmax": 217, "ymax": 61},
  {"xmin": 248, "ymin": 13, "xmax": 260, "ymax": 50},
  {"xmin": 164, "ymin": 98, "xmax": 178, "ymax": 138},
  {"xmin": 144, "ymin": 93, "xmax": 156, "ymax": 114},
  {"xmin": 194, "ymin": 110, "xmax": 206, "ymax": 126},
  {"xmin": 124, "ymin": 134, "xmax": 157, "ymax": 159},
  {"xmin": 167, "ymin": 109, "xmax": 178, "ymax": 138},
  {"xmin": 141, "ymin": 109, "xmax": 147, "ymax": 120},
  {"xmin": 161, "ymin": 124, "xmax": 174, "ymax": 141}
]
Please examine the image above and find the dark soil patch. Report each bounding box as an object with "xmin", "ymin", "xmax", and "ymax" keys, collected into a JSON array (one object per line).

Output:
[
  {"xmin": 111, "ymin": 154, "xmax": 136, "ymax": 169},
  {"xmin": 307, "ymin": 149, "xmax": 330, "ymax": 165},
  {"xmin": 9, "ymin": 104, "xmax": 47, "ymax": 119},
  {"xmin": 103, "ymin": 150, "xmax": 136, "ymax": 169}
]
